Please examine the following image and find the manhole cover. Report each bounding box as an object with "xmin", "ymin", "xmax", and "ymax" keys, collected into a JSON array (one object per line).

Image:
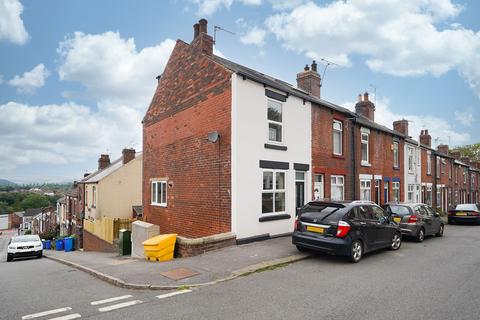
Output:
[{"xmin": 160, "ymin": 268, "xmax": 200, "ymax": 280}]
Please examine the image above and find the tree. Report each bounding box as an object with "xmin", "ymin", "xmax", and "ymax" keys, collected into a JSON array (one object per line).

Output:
[
  {"xmin": 452, "ymin": 143, "xmax": 480, "ymax": 160},
  {"xmin": 21, "ymin": 194, "xmax": 51, "ymax": 210}
]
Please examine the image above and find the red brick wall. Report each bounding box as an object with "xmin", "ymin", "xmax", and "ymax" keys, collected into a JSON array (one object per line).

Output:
[
  {"xmin": 311, "ymin": 105, "xmax": 352, "ymax": 200},
  {"xmin": 83, "ymin": 229, "xmax": 116, "ymax": 253},
  {"xmin": 143, "ymin": 40, "xmax": 232, "ymax": 239},
  {"xmin": 355, "ymin": 126, "xmax": 403, "ymax": 203}
]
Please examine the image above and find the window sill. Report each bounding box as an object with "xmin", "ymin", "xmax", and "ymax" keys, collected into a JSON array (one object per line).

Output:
[
  {"xmin": 393, "ymin": 166, "xmax": 400, "ymax": 171},
  {"xmin": 332, "ymin": 154, "xmax": 345, "ymax": 159},
  {"xmin": 259, "ymin": 213, "xmax": 291, "ymax": 222},
  {"xmin": 151, "ymin": 203, "xmax": 167, "ymax": 207},
  {"xmin": 361, "ymin": 162, "xmax": 371, "ymax": 167},
  {"xmin": 264, "ymin": 143, "xmax": 287, "ymax": 151}
]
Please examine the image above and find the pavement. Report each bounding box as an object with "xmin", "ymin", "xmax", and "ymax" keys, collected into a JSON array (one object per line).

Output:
[{"xmin": 43, "ymin": 236, "xmax": 311, "ymax": 289}]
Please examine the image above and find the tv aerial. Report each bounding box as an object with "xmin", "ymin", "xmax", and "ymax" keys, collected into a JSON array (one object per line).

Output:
[{"xmin": 214, "ymin": 25, "xmax": 235, "ymax": 44}]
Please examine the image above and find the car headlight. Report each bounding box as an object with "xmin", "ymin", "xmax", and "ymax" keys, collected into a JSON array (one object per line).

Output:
[{"xmin": 35, "ymin": 244, "xmax": 42, "ymax": 248}]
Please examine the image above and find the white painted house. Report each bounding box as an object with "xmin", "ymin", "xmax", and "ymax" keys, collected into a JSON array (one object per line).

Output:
[{"xmin": 404, "ymin": 138, "xmax": 422, "ymax": 203}]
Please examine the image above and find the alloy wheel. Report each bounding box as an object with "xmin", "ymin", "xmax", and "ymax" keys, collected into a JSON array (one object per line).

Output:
[
  {"xmin": 417, "ymin": 229, "xmax": 425, "ymax": 242},
  {"xmin": 391, "ymin": 233, "xmax": 401, "ymax": 250},
  {"xmin": 351, "ymin": 240, "xmax": 362, "ymax": 262}
]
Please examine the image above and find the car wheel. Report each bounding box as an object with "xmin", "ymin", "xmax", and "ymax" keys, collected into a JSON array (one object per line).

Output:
[
  {"xmin": 435, "ymin": 224, "xmax": 444, "ymax": 237},
  {"xmin": 296, "ymin": 245, "xmax": 309, "ymax": 253},
  {"xmin": 390, "ymin": 232, "xmax": 402, "ymax": 250},
  {"xmin": 7, "ymin": 254, "xmax": 12, "ymax": 262},
  {"xmin": 37, "ymin": 252, "xmax": 43, "ymax": 259},
  {"xmin": 416, "ymin": 228, "xmax": 425, "ymax": 242},
  {"xmin": 349, "ymin": 240, "xmax": 363, "ymax": 263}
]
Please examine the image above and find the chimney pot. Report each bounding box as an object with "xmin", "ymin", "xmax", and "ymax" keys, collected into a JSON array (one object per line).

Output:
[
  {"xmin": 194, "ymin": 23, "xmax": 200, "ymax": 39},
  {"xmin": 297, "ymin": 62, "xmax": 321, "ymax": 98},
  {"xmin": 311, "ymin": 60, "xmax": 317, "ymax": 72},
  {"xmin": 199, "ymin": 19, "xmax": 208, "ymax": 33},
  {"xmin": 363, "ymin": 92, "xmax": 369, "ymax": 101},
  {"xmin": 304, "ymin": 64, "xmax": 309, "ymax": 71}
]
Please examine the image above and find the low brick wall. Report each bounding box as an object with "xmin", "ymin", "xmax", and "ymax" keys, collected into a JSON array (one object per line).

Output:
[
  {"xmin": 175, "ymin": 232, "xmax": 236, "ymax": 257},
  {"xmin": 83, "ymin": 229, "xmax": 117, "ymax": 253}
]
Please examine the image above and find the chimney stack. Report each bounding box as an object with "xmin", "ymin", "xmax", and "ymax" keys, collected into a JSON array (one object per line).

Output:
[
  {"xmin": 461, "ymin": 157, "xmax": 471, "ymax": 166},
  {"xmin": 437, "ymin": 144, "xmax": 449, "ymax": 156},
  {"xmin": 393, "ymin": 119, "xmax": 409, "ymax": 136},
  {"xmin": 419, "ymin": 130, "xmax": 432, "ymax": 147},
  {"xmin": 296, "ymin": 60, "xmax": 321, "ymax": 98},
  {"xmin": 122, "ymin": 148, "xmax": 136, "ymax": 165},
  {"xmin": 354, "ymin": 92, "xmax": 375, "ymax": 121},
  {"xmin": 450, "ymin": 151, "xmax": 461, "ymax": 160},
  {"xmin": 98, "ymin": 154, "xmax": 110, "ymax": 170},
  {"xmin": 191, "ymin": 18, "xmax": 213, "ymax": 55}
]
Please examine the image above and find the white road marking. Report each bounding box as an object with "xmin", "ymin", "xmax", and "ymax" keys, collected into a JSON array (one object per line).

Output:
[
  {"xmin": 98, "ymin": 300, "xmax": 143, "ymax": 312},
  {"xmin": 156, "ymin": 289, "xmax": 192, "ymax": 299},
  {"xmin": 48, "ymin": 314, "xmax": 81, "ymax": 320},
  {"xmin": 90, "ymin": 295, "xmax": 133, "ymax": 305},
  {"xmin": 22, "ymin": 307, "xmax": 72, "ymax": 320}
]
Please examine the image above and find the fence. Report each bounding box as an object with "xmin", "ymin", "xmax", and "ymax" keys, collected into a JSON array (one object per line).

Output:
[{"xmin": 84, "ymin": 217, "xmax": 136, "ymax": 244}]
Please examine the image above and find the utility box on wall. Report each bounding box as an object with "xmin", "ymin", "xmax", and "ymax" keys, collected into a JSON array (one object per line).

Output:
[{"xmin": 131, "ymin": 221, "xmax": 160, "ymax": 259}]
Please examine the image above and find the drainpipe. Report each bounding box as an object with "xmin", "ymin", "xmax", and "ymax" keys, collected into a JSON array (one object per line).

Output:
[
  {"xmin": 349, "ymin": 115, "xmax": 358, "ymax": 201},
  {"xmin": 433, "ymin": 151, "xmax": 438, "ymax": 210}
]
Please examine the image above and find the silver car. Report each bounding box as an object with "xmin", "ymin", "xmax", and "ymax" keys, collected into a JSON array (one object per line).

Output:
[{"xmin": 383, "ymin": 203, "xmax": 444, "ymax": 242}]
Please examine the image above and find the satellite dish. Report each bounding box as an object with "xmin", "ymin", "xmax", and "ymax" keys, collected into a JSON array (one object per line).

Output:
[{"xmin": 207, "ymin": 131, "xmax": 220, "ymax": 143}]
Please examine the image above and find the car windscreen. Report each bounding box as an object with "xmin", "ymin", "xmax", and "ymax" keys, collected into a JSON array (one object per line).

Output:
[
  {"xmin": 12, "ymin": 235, "xmax": 40, "ymax": 243},
  {"xmin": 386, "ymin": 205, "xmax": 411, "ymax": 216},
  {"xmin": 300, "ymin": 204, "xmax": 344, "ymax": 223},
  {"xmin": 455, "ymin": 204, "xmax": 478, "ymax": 211}
]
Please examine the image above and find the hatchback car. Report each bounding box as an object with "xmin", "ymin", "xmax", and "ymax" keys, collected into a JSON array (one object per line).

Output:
[
  {"xmin": 7, "ymin": 234, "xmax": 43, "ymax": 262},
  {"xmin": 448, "ymin": 204, "xmax": 480, "ymax": 225},
  {"xmin": 383, "ymin": 203, "xmax": 444, "ymax": 242},
  {"xmin": 293, "ymin": 201, "xmax": 402, "ymax": 263}
]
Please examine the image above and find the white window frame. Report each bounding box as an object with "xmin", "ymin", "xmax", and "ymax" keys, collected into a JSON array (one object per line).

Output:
[
  {"xmin": 331, "ymin": 175, "xmax": 344, "ymax": 201},
  {"xmin": 408, "ymin": 146, "xmax": 414, "ymax": 173},
  {"xmin": 359, "ymin": 179, "xmax": 371, "ymax": 201},
  {"xmin": 262, "ymin": 169, "xmax": 286, "ymax": 215},
  {"xmin": 427, "ymin": 151, "xmax": 432, "ymax": 175},
  {"xmin": 407, "ymin": 184, "xmax": 414, "ymax": 202},
  {"xmin": 267, "ymin": 99, "xmax": 283, "ymax": 144},
  {"xmin": 393, "ymin": 141, "xmax": 399, "ymax": 168},
  {"xmin": 151, "ymin": 180, "xmax": 167, "ymax": 207},
  {"xmin": 360, "ymin": 128, "xmax": 370, "ymax": 166},
  {"xmin": 92, "ymin": 186, "xmax": 97, "ymax": 208},
  {"xmin": 392, "ymin": 181, "xmax": 400, "ymax": 202},
  {"xmin": 333, "ymin": 120, "xmax": 343, "ymax": 156}
]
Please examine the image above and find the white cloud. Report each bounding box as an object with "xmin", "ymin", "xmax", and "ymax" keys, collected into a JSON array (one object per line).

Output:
[
  {"xmin": 8, "ymin": 64, "xmax": 50, "ymax": 94},
  {"xmin": 0, "ymin": 0, "xmax": 29, "ymax": 45},
  {"xmin": 342, "ymin": 95, "xmax": 470, "ymax": 147},
  {"xmin": 190, "ymin": 0, "xmax": 261, "ymax": 16},
  {"xmin": 240, "ymin": 26, "xmax": 267, "ymax": 46},
  {"xmin": 265, "ymin": 0, "xmax": 480, "ymax": 98},
  {"xmin": 454, "ymin": 107, "xmax": 475, "ymax": 126},
  {"xmin": 0, "ymin": 32, "xmax": 175, "ymax": 176},
  {"xmin": 267, "ymin": 0, "xmax": 306, "ymax": 11},
  {"xmin": 57, "ymin": 32, "xmax": 175, "ymax": 109}
]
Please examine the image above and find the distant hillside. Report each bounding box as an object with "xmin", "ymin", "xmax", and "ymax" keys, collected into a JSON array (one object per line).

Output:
[{"xmin": 0, "ymin": 179, "xmax": 16, "ymax": 186}]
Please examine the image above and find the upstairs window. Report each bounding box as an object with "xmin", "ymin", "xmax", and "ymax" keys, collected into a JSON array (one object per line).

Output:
[
  {"xmin": 427, "ymin": 152, "xmax": 432, "ymax": 175},
  {"xmin": 361, "ymin": 128, "xmax": 370, "ymax": 165},
  {"xmin": 333, "ymin": 120, "xmax": 343, "ymax": 155},
  {"xmin": 393, "ymin": 142, "xmax": 399, "ymax": 168},
  {"xmin": 441, "ymin": 159, "xmax": 446, "ymax": 175},
  {"xmin": 267, "ymin": 99, "xmax": 283, "ymax": 143},
  {"xmin": 408, "ymin": 147, "xmax": 414, "ymax": 172},
  {"xmin": 92, "ymin": 186, "xmax": 96, "ymax": 208},
  {"xmin": 463, "ymin": 168, "xmax": 467, "ymax": 184},
  {"xmin": 151, "ymin": 181, "xmax": 167, "ymax": 206}
]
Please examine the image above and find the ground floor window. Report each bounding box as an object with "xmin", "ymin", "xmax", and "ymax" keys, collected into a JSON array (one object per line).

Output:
[
  {"xmin": 425, "ymin": 186, "xmax": 432, "ymax": 205},
  {"xmin": 436, "ymin": 188, "xmax": 441, "ymax": 209},
  {"xmin": 151, "ymin": 181, "xmax": 167, "ymax": 206},
  {"xmin": 331, "ymin": 175, "xmax": 344, "ymax": 201},
  {"xmin": 392, "ymin": 182, "xmax": 400, "ymax": 202},
  {"xmin": 360, "ymin": 179, "xmax": 371, "ymax": 201},
  {"xmin": 313, "ymin": 174, "xmax": 324, "ymax": 200},
  {"xmin": 407, "ymin": 184, "xmax": 414, "ymax": 202},
  {"xmin": 262, "ymin": 170, "xmax": 286, "ymax": 214}
]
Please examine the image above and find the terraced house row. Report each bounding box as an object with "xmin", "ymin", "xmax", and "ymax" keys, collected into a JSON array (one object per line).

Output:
[{"xmin": 142, "ymin": 19, "xmax": 480, "ymax": 253}]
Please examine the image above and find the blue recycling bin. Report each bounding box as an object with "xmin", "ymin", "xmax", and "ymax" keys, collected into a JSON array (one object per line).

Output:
[
  {"xmin": 45, "ymin": 240, "xmax": 51, "ymax": 250},
  {"xmin": 55, "ymin": 239, "xmax": 64, "ymax": 250},
  {"xmin": 64, "ymin": 237, "xmax": 74, "ymax": 252}
]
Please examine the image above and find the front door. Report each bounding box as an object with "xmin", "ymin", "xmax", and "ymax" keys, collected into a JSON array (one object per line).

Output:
[
  {"xmin": 313, "ymin": 174, "xmax": 324, "ymax": 201},
  {"xmin": 296, "ymin": 171, "xmax": 306, "ymax": 210},
  {"xmin": 374, "ymin": 180, "xmax": 381, "ymax": 205},
  {"xmin": 384, "ymin": 181, "xmax": 390, "ymax": 203}
]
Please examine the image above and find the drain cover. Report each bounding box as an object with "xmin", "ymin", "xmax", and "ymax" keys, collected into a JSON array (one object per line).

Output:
[{"xmin": 160, "ymin": 268, "xmax": 200, "ymax": 280}]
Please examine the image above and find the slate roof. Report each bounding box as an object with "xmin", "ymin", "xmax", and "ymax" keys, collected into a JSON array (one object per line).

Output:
[
  {"xmin": 80, "ymin": 152, "xmax": 142, "ymax": 184},
  {"xmin": 210, "ymin": 55, "xmax": 406, "ymax": 138},
  {"xmin": 24, "ymin": 208, "xmax": 43, "ymax": 217}
]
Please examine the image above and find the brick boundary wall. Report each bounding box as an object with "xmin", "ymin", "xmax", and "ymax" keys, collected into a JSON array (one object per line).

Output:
[
  {"xmin": 174, "ymin": 232, "xmax": 236, "ymax": 257},
  {"xmin": 83, "ymin": 229, "xmax": 117, "ymax": 253}
]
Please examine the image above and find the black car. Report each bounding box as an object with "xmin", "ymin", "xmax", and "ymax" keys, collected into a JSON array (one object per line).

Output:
[
  {"xmin": 293, "ymin": 201, "xmax": 402, "ymax": 263},
  {"xmin": 448, "ymin": 203, "xmax": 480, "ymax": 224},
  {"xmin": 383, "ymin": 203, "xmax": 444, "ymax": 242}
]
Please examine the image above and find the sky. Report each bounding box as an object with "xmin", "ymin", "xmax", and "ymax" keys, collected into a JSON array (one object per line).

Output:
[{"xmin": 0, "ymin": 0, "xmax": 479, "ymax": 184}]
